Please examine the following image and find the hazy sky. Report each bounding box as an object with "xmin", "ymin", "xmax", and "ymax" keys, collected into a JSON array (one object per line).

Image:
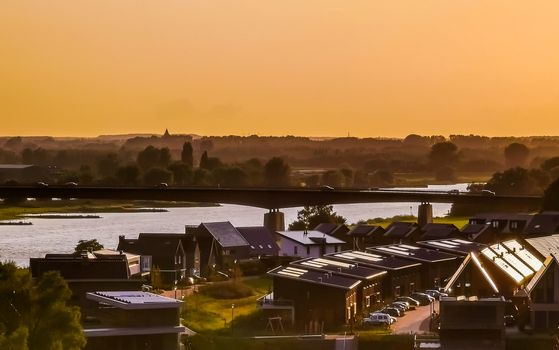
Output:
[{"xmin": 2, "ymin": 1, "xmax": 559, "ymax": 137}]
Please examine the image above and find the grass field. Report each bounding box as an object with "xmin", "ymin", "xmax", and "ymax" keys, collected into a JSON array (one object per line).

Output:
[
  {"xmin": 181, "ymin": 276, "xmax": 272, "ymax": 333},
  {"xmin": 360, "ymin": 216, "xmax": 469, "ymax": 229},
  {"xmin": 0, "ymin": 199, "xmax": 216, "ymax": 221}
]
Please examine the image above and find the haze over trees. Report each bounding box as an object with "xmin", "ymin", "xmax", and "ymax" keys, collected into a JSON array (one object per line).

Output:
[{"xmin": 289, "ymin": 205, "xmax": 346, "ymax": 230}]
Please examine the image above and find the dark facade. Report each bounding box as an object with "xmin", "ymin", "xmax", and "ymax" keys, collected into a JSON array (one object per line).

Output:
[
  {"xmin": 524, "ymin": 212, "xmax": 559, "ymax": 236},
  {"xmin": 314, "ymin": 223, "xmax": 352, "ymax": 250},
  {"xmin": 383, "ymin": 222, "xmax": 421, "ymax": 243},
  {"xmin": 268, "ymin": 266, "xmax": 360, "ymax": 331}
]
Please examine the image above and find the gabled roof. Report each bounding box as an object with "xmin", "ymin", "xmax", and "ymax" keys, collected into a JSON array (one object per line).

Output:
[
  {"xmin": 384, "ymin": 222, "xmax": 419, "ymax": 239},
  {"xmin": 198, "ymin": 222, "xmax": 249, "ymax": 248},
  {"xmin": 291, "ymin": 257, "xmax": 387, "ymax": 280},
  {"xmin": 268, "ymin": 265, "xmax": 361, "ymax": 290},
  {"xmin": 417, "ymin": 239, "xmax": 486, "ymax": 256},
  {"xmin": 443, "ymin": 252, "xmax": 499, "ymax": 294},
  {"xmin": 348, "ymin": 224, "xmax": 385, "ymax": 237},
  {"xmin": 525, "ymin": 234, "xmax": 559, "ymax": 259},
  {"xmin": 420, "ymin": 224, "xmax": 460, "ymax": 240},
  {"xmin": 314, "ymin": 223, "xmax": 339, "ymax": 234},
  {"xmin": 276, "ymin": 230, "xmax": 345, "ymax": 246},
  {"xmin": 368, "ymin": 244, "xmax": 459, "ymax": 263},
  {"xmin": 117, "ymin": 235, "xmax": 184, "ymax": 265},
  {"xmin": 236, "ymin": 226, "xmax": 279, "ymax": 256},
  {"xmin": 480, "ymin": 240, "xmax": 543, "ymax": 284},
  {"xmin": 524, "ymin": 212, "xmax": 559, "ymax": 235}
]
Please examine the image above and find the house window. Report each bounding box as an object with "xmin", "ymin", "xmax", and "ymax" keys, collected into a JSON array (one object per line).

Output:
[
  {"xmin": 511, "ymin": 221, "xmax": 518, "ymax": 230},
  {"xmin": 366, "ymin": 295, "xmax": 371, "ymax": 308},
  {"xmin": 335, "ymin": 245, "xmax": 339, "ymax": 253},
  {"xmin": 141, "ymin": 256, "xmax": 152, "ymax": 272},
  {"xmin": 307, "ymin": 246, "xmax": 310, "ymax": 255},
  {"xmin": 409, "ymin": 282, "xmax": 415, "ymax": 293},
  {"xmin": 294, "ymin": 246, "xmax": 298, "ymax": 255},
  {"xmin": 394, "ymin": 286, "xmax": 401, "ymax": 297}
]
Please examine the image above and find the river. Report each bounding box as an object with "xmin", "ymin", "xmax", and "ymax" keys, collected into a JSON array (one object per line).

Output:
[{"xmin": 0, "ymin": 184, "xmax": 468, "ymax": 266}]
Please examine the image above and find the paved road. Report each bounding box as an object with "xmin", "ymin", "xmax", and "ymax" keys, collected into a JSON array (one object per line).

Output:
[{"xmin": 392, "ymin": 301, "xmax": 439, "ymax": 334}]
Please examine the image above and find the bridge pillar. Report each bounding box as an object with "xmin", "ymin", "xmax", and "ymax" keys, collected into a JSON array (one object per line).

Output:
[
  {"xmin": 264, "ymin": 209, "xmax": 285, "ymax": 232},
  {"xmin": 418, "ymin": 202, "xmax": 433, "ymax": 227}
]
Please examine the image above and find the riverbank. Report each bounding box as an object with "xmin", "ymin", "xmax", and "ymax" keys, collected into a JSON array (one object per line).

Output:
[{"xmin": 0, "ymin": 199, "xmax": 219, "ymax": 221}]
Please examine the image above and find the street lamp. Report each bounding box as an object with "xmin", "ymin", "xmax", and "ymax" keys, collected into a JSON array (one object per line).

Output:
[
  {"xmin": 231, "ymin": 304, "xmax": 235, "ymax": 332},
  {"xmin": 174, "ymin": 280, "xmax": 178, "ymax": 300}
]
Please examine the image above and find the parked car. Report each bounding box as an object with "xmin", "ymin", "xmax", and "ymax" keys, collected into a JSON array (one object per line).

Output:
[
  {"xmin": 34, "ymin": 181, "xmax": 49, "ymax": 187},
  {"xmin": 447, "ymin": 189, "xmax": 460, "ymax": 195},
  {"xmin": 410, "ymin": 292, "xmax": 435, "ymax": 305},
  {"xmin": 320, "ymin": 185, "xmax": 335, "ymax": 191},
  {"xmin": 391, "ymin": 301, "xmax": 409, "ymax": 311},
  {"xmin": 64, "ymin": 182, "xmax": 78, "ymax": 187},
  {"xmin": 481, "ymin": 189, "xmax": 496, "ymax": 196},
  {"xmin": 392, "ymin": 300, "xmax": 415, "ymax": 311},
  {"xmin": 363, "ymin": 313, "xmax": 395, "ymax": 327},
  {"xmin": 395, "ymin": 296, "xmax": 420, "ymax": 307},
  {"xmin": 379, "ymin": 307, "xmax": 402, "ymax": 317},
  {"xmin": 425, "ymin": 289, "xmax": 448, "ymax": 300}
]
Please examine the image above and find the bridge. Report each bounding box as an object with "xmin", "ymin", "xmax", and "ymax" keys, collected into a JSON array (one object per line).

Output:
[{"xmin": 0, "ymin": 186, "xmax": 542, "ymax": 230}]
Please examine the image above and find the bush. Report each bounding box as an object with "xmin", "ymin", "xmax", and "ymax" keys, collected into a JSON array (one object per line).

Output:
[{"xmin": 199, "ymin": 281, "xmax": 254, "ymax": 299}]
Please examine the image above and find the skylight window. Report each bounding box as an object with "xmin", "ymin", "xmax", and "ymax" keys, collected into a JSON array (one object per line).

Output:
[
  {"xmin": 481, "ymin": 248, "xmax": 523, "ymax": 283},
  {"xmin": 376, "ymin": 247, "xmax": 411, "ymax": 256}
]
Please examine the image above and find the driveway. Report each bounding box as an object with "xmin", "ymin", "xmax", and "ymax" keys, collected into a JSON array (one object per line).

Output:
[{"xmin": 392, "ymin": 301, "xmax": 439, "ymax": 334}]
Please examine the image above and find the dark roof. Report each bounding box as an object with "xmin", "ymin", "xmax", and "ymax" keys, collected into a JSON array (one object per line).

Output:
[
  {"xmin": 524, "ymin": 212, "xmax": 559, "ymax": 235},
  {"xmin": 268, "ymin": 265, "xmax": 361, "ymax": 290},
  {"xmin": 422, "ymin": 223, "xmax": 459, "ymax": 231},
  {"xmin": 326, "ymin": 250, "xmax": 421, "ymax": 270},
  {"xmin": 368, "ymin": 244, "xmax": 459, "ymax": 263},
  {"xmin": 314, "ymin": 223, "xmax": 339, "ymax": 234},
  {"xmin": 420, "ymin": 226, "xmax": 460, "ymax": 240},
  {"xmin": 348, "ymin": 225, "xmax": 385, "ymax": 237},
  {"xmin": 417, "ymin": 239, "xmax": 486, "ymax": 256},
  {"xmin": 384, "ymin": 222, "xmax": 419, "ymax": 239},
  {"xmin": 236, "ymin": 226, "xmax": 279, "ymax": 256},
  {"xmin": 30, "ymin": 253, "xmax": 130, "ymax": 279},
  {"xmin": 291, "ymin": 257, "xmax": 386, "ymax": 280},
  {"xmin": 461, "ymin": 223, "xmax": 490, "ymax": 235},
  {"xmin": 199, "ymin": 222, "xmax": 249, "ymax": 248},
  {"xmin": 276, "ymin": 231, "xmax": 345, "ymax": 245},
  {"xmin": 524, "ymin": 256, "xmax": 556, "ymax": 295}
]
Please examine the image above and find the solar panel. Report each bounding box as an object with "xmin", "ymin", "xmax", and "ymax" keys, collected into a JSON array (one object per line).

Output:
[{"xmin": 376, "ymin": 247, "xmax": 411, "ymax": 256}]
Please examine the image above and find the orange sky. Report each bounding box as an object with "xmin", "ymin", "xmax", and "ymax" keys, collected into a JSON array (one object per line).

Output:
[{"xmin": 1, "ymin": 1, "xmax": 559, "ymax": 138}]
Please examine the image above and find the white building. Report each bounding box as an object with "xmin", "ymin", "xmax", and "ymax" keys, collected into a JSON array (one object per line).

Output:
[{"xmin": 275, "ymin": 230, "xmax": 345, "ymax": 258}]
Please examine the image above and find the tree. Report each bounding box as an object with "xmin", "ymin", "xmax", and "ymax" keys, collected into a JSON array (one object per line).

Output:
[
  {"xmin": 96, "ymin": 153, "xmax": 119, "ymax": 178},
  {"xmin": 181, "ymin": 142, "xmax": 194, "ymax": 168},
  {"xmin": 542, "ymin": 177, "xmax": 559, "ymax": 211},
  {"xmin": 199, "ymin": 151, "xmax": 208, "ymax": 169},
  {"xmin": 321, "ymin": 170, "xmax": 345, "ymax": 187},
  {"xmin": 159, "ymin": 147, "xmax": 172, "ymax": 168},
  {"xmin": 0, "ymin": 262, "xmax": 86, "ymax": 350},
  {"xmin": 435, "ymin": 166, "xmax": 456, "ymax": 182},
  {"xmin": 541, "ymin": 156, "xmax": 559, "ymax": 172},
  {"xmin": 370, "ymin": 169, "xmax": 394, "ymax": 187},
  {"xmin": 289, "ymin": 205, "xmax": 346, "ymax": 230},
  {"xmin": 214, "ymin": 167, "xmax": 249, "ymax": 187},
  {"xmin": 504, "ymin": 143, "xmax": 530, "ymax": 168},
  {"xmin": 137, "ymin": 146, "xmax": 161, "ymax": 171},
  {"xmin": 484, "ymin": 167, "xmax": 544, "ymax": 195},
  {"xmin": 143, "ymin": 167, "xmax": 173, "ymax": 186},
  {"xmin": 263, "ymin": 157, "xmax": 291, "ymax": 187},
  {"xmin": 167, "ymin": 162, "xmax": 193, "ymax": 186},
  {"xmin": 115, "ymin": 164, "xmax": 140, "ymax": 185},
  {"xmin": 74, "ymin": 239, "xmax": 104, "ymax": 253},
  {"xmin": 429, "ymin": 142, "xmax": 458, "ymax": 168}
]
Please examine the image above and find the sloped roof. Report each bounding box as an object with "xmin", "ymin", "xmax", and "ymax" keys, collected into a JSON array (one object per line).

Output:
[
  {"xmin": 480, "ymin": 240, "xmax": 543, "ymax": 284},
  {"xmin": 276, "ymin": 230, "xmax": 345, "ymax": 245},
  {"xmin": 384, "ymin": 222, "xmax": 419, "ymax": 239},
  {"xmin": 417, "ymin": 239, "xmax": 486, "ymax": 256},
  {"xmin": 348, "ymin": 224, "xmax": 385, "ymax": 237},
  {"xmin": 524, "ymin": 212, "xmax": 559, "ymax": 235},
  {"xmin": 368, "ymin": 244, "xmax": 459, "ymax": 263},
  {"xmin": 314, "ymin": 223, "xmax": 339, "ymax": 234},
  {"xmin": 525, "ymin": 234, "xmax": 559, "ymax": 259},
  {"xmin": 327, "ymin": 250, "xmax": 421, "ymax": 270},
  {"xmin": 443, "ymin": 253, "xmax": 499, "ymax": 294},
  {"xmin": 236, "ymin": 226, "xmax": 279, "ymax": 256},
  {"xmin": 268, "ymin": 265, "xmax": 361, "ymax": 290},
  {"xmin": 292, "ymin": 257, "xmax": 386, "ymax": 280},
  {"xmin": 420, "ymin": 227, "xmax": 460, "ymax": 240},
  {"xmin": 199, "ymin": 222, "xmax": 249, "ymax": 248}
]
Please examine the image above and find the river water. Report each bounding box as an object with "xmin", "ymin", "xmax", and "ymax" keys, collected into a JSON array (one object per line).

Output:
[{"xmin": 0, "ymin": 184, "xmax": 468, "ymax": 266}]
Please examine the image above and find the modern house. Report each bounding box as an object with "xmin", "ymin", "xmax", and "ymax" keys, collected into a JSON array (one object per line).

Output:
[
  {"xmin": 523, "ymin": 234, "xmax": 559, "ymax": 261},
  {"xmin": 326, "ymin": 250, "xmax": 422, "ymax": 300},
  {"xmin": 267, "ymin": 265, "xmax": 361, "ymax": 331},
  {"xmin": 275, "ymin": 230, "xmax": 345, "ymax": 258},
  {"xmin": 290, "ymin": 257, "xmax": 387, "ymax": 313},
  {"xmin": 469, "ymin": 213, "xmax": 532, "ymax": 240},
  {"xmin": 347, "ymin": 224, "xmax": 388, "ymax": 250},
  {"xmin": 444, "ymin": 240, "xmax": 543, "ymax": 298},
  {"xmin": 460, "ymin": 223, "xmax": 498, "ymax": 244},
  {"xmin": 83, "ymin": 291, "xmax": 185, "ymax": 350},
  {"xmin": 236, "ymin": 226, "xmax": 280, "ymax": 258},
  {"xmin": 367, "ymin": 244, "xmax": 460, "ymax": 289},
  {"xmin": 515, "ymin": 256, "xmax": 559, "ymax": 330},
  {"xmin": 117, "ymin": 234, "xmax": 187, "ymax": 287},
  {"xmin": 195, "ymin": 222, "xmax": 250, "ymax": 276}
]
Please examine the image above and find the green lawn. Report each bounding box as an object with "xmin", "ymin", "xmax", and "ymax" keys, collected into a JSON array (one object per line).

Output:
[
  {"xmin": 181, "ymin": 276, "xmax": 272, "ymax": 333},
  {"xmin": 360, "ymin": 216, "xmax": 469, "ymax": 229}
]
